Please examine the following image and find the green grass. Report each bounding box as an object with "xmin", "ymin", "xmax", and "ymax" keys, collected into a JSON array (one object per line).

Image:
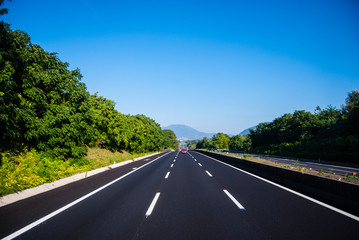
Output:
[
  {"xmin": 344, "ymin": 174, "xmax": 359, "ymax": 181},
  {"xmin": 0, "ymin": 148, "xmax": 155, "ymax": 197}
]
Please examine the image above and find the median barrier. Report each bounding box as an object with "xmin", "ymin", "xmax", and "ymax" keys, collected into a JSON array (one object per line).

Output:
[{"xmin": 195, "ymin": 150, "xmax": 359, "ymax": 216}]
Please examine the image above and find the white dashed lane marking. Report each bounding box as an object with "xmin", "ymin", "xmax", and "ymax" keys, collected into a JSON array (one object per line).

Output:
[
  {"xmin": 145, "ymin": 192, "xmax": 161, "ymax": 217},
  {"xmin": 223, "ymin": 190, "xmax": 245, "ymax": 210}
]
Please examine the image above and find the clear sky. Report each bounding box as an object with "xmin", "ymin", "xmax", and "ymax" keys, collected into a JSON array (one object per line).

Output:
[{"xmin": 2, "ymin": 0, "xmax": 359, "ymax": 135}]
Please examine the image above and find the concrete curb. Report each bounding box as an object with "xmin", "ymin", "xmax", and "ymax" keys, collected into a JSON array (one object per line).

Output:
[{"xmin": 0, "ymin": 152, "xmax": 159, "ymax": 207}]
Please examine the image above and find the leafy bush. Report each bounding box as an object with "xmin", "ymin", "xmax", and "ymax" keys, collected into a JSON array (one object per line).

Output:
[
  {"xmin": 0, "ymin": 148, "xmax": 154, "ymax": 196},
  {"xmin": 0, "ymin": 150, "xmax": 89, "ymax": 196},
  {"xmin": 0, "ymin": 151, "xmax": 45, "ymax": 196}
]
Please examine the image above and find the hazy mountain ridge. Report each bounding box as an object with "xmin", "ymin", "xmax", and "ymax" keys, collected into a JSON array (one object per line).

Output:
[
  {"xmin": 238, "ymin": 126, "xmax": 257, "ymax": 136},
  {"xmin": 163, "ymin": 124, "xmax": 215, "ymax": 141},
  {"xmin": 163, "ymin": 124, "xmax": 255, "ymax": 140}
]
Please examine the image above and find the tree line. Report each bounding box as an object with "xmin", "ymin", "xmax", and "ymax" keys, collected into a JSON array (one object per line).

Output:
[
  {"xmin": 187, "ymin": 133, "xmax": 250, "ymax": 152},
  {"xmin": 0, "ymin": 19, "xmax": 178, "ymax": 164},
  {"xmin": 188, "ymin": 90, "xmax": 359, "ymax": 163}
]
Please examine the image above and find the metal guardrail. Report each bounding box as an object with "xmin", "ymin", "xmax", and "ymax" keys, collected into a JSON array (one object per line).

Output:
[
  {"xmin": 214, "ymin": 149, "xmax": 359, "ymax": 168},
  {"xmin": 211, "ymin": 149, "xmax": 359, "ymax": 176}
]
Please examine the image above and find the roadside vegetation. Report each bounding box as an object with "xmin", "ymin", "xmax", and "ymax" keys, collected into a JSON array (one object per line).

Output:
[
  {"xmin": 0, "ymin": 148, "xmax": 156, "ymax": 196},
  {"xmin": 188, "ymin": 90, "xmax": 359, "ymax": 164},
  {"xmin": 0, "ymin": 2, "xmax": 178, "ymax": 196}
]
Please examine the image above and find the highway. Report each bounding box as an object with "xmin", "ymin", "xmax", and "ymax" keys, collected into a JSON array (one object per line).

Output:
[
  {"xmin": 1, "ymin": 151, "xmax": 358, "ymax": 239},
  {"xmin": 225, "ymin": 151, "xmax": 359, "ymax": 176}
]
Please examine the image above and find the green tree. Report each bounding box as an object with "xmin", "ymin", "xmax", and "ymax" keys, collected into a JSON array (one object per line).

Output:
[
  {"xmin": 249, "ymin": 110, "xmax": 321, "ymax": 148},
  {"xmin": 248, "ymin": 91, "xmax": 359, "ymax": 162},
  {"xmin": 197, "ymin": 136, "xmax": 210, "ymax": 149},
  {"xmin": 186, "ymin": 139, "xmax": 199, "ymax": 150},
  {"xmin": 88, "ymin": 94, "xmax": 166, "ymax": 153},
  {"xmin": 133, "ymin": 114, "xmax": 165, "ymax": 152},
  {"xmin": 243, "ymin": 136, "xmax": 252, "ymax": 152},
  {"xmin": 342, "ymin": 90, "xmax": 359, "ymax": 135},
  {"xmin": 163, "ymin": 129, "xmax": 177, "ymax": 149},
  {"xmin": 0, "ymin": 22, "xmax": 94, "ymax": 159},
  {"xmin": 229, "ymin": 135, "xmax": 244, "ymax": 151},
  {"xmin": 210, "ymin": 133, "xmax": 230, "ymax": 149},
  {"xmin": 315, "ymin": 105, "xmax": 341, "ymax": 137},
  {"xmin": 202, "ymin": 137, "xmax": 210, "ymax": 149},
  {"xmin": 88, "ymin": 93, "xmax": 118, "ymax": 149},
  {"xmin": 289, "ymin": 110, "xmax": 321, "ymax": 141}
]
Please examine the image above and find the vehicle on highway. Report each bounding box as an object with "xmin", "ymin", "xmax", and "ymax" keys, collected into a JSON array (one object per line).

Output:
[{"xmin": 181, "ymin": 149, "xmax": 187, "ymax": 154}]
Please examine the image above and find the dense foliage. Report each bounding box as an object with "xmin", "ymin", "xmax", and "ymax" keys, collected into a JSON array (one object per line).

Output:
[
  {"xmin": 0, "ymin": 20, "xmax": 175, "ymax": 163},
  {"xmin": 88, "ymin": 93, "xmax": 171, "ymax": 153},
  {"xmin": 191, "ymin": 133, "xmax": 230, "ymax": 150},
  {"xmin": 191, "ymin": 91, "xmax": 359, "ymax": 163},
  {"xmin": 0, "ymin": 21, "xmax": 93, "ymax": 160},
  {"xmin": 0, "ymin": 3, "xmax": 175, "ymax": 195},
  {"xmin": 248, "ymin": 91, "xmax": 359, "ymax": 162},
  {"xmin": 163, "ymin": 129, "xmax": 178, "ymax": 150}
]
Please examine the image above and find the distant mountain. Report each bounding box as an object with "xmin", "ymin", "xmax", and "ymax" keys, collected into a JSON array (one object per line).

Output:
[
  {"xmin": 239, "ymin": 126, "xmax": 256, "ymax": 136},
  {"xmin": 163, "ymin": 124, "xmax": 215, "ymax": 141}
]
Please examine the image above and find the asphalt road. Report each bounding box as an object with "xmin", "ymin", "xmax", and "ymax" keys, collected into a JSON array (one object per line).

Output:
[
  {"xmin": 227, "ymin": 151, "xmax": 359, "ymax": 175},
  {"xmin": 262, "ymin": 156, "xmax": 359, "ymax": 175},
  {"xmin": 1, "ymin": 151, "xmax": 358, "ymax": 240}
]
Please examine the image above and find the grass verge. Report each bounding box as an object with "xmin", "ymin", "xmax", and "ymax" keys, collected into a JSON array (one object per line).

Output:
[{"xmin": 0, "ymin": 148, "xmax": 156, "ymax": 197}]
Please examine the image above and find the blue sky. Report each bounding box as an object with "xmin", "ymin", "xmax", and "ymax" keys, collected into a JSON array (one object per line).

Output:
[{"xmin": 2, "ymin": 0, "xmax": 359, "ymax": 134}]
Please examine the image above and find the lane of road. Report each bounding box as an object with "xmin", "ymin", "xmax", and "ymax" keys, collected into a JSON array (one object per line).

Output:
[
  {"xmin": 1, "ymin": 150, "xmax": 358, "ymax": 239},
  {"xmin": 228, "ymin": 152, "xmax": 359, "ymax": 175},
  {"xmin": 0, "ymin": 152, "xmax": 171, "ymax": 239},
  {"xmin": 134, "ymin": 151, "xmax": 264, "ymax": 239},
  {"xmin": 188, "ymin": 151, "xmax": 359, "ymax": 239}
]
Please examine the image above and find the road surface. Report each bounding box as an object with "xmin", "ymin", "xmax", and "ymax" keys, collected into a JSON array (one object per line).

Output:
[
  {"xmin": 225, "ymin": 151, "xmax": 359, "ymax": 175},
  {"xmin": 1, "ymin": 151, "xmax": 358, "ymax": 239}
]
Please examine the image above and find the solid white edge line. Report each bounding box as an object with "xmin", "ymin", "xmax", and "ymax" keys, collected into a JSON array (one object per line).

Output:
[
  {"xmin": 145, "ymin": 192, "xmax": 161, "ymax": 217},
  {"xmin": 194, "ymin": 151, "xmax": 359, "ymax": 222},
  {"xmin": 165, "ymin": 172, "xmax": 170, "ymax": 179},
  {"xmin": 223, "ymin": 189, "xmax": 245, "ymax": 210},
  {"xmin": 2, "ymin": 152, "xmax": 172, "ymax": 240},
  {"xmin": 205, "ymin": 170, "xmax": 213, "ymax": 177}
]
